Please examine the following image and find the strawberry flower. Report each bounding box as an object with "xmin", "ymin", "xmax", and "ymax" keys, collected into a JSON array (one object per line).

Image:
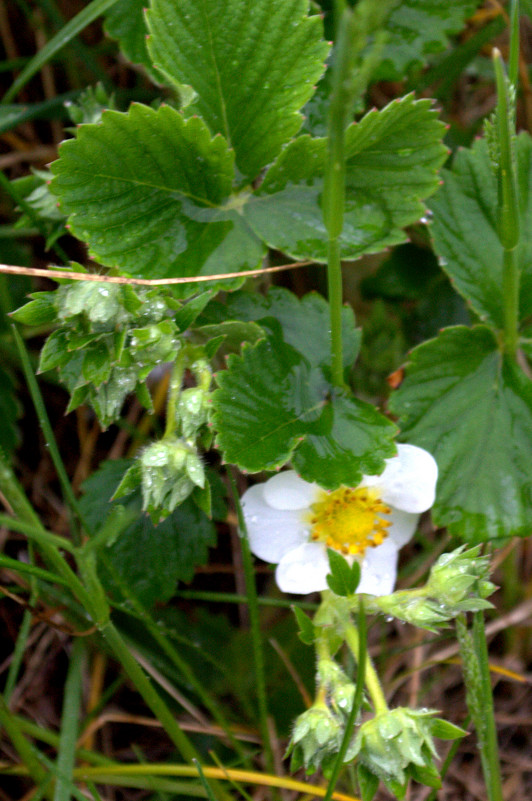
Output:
[{"xmin": 241, "ymin": 444, "xmax": 438, "ymax": 595}]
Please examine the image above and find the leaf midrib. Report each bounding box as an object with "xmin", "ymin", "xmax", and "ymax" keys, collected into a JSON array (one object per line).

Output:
[{"xmin": 62, "ymin": 167, "xmax": 222, "ymax": 210}]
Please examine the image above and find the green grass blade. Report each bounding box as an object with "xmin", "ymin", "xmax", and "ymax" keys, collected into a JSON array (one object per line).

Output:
[
  {"xmin": 53, "ymin": 640, "xmax": 85, "ymax": 801},
  {"xmin": 3, "ymin": 0, "xmax": 119, "ymax": 103}
]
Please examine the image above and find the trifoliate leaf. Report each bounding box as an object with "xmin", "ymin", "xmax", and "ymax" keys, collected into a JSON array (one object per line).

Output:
[
  {"xmin": 50, "ymin": 104, "xmax": 264, "ymax": 296},
  {"xmin": 376, "ymin": 0, "xmax": 482, "ymax": 80},
  {"xmin": 213, "ymin": 330, "xmax": 396, "ymax": 488},
  {"xmin": 245, "ymin": 95, "xmax": 447, "ymax": 261},
  {"xmin": 389, "ymin": 326, "xmax": 532, "ymax": 541},
  {"xmin": 80, "ymin": 459, "xmax": 216, "ymax": 607},
  {"xmin": 146, "ymin": 0, "xmax": 329, "ymax": 179},
  {"xmin": 200, "ymin": 287, "xmax": 361, "ymax": 368},
  {"xmin": 429, "ymin": 134, "xmax": 532, "ymax": 328}
]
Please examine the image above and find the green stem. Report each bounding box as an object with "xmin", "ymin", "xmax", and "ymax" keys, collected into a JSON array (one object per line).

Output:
[
  {"xmin": 327, "ymin": 237, "xmax": 345, "ymax": 387},
  {"xmin": 492, "ymin": 49, "xmax": 521, "ymax": 358},
  {"xmin": 229, "ymin": 471, "xmax": 276, "ymax": 780},
  {"xmin": 456, "ymin": 613, "xmax": 503, "ymax": 801},
  {"xmin": 53, "ymin": 640, "xmax": 85, "ymax": 801},
  {"xmin": 344, "ymin": 623, "xmax": 388, "ymax": 715},
  {"xmin": 322, "ymin": 8, "xmax": 357, "ymax": 388},
  {"xmin": 503, "ymin": 247, "xmax": 520, "ymax": 358},
  {"xmin": 323, "ymin": 598, "xmax": 367, "ymax": 801}
]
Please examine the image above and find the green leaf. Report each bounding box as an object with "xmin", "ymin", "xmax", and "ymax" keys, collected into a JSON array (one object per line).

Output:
[
  {"xmin": 245, "ymin": 95, "xmax": 447, "ymax": 261},
  {"xmin": 429, "ymin": 134, "xmax": 532, "ymax": 328},
  {"xmin": 200, "ymin": 287, "xmax": 361, "ymax": 368},
  {"xmin": 146, "ymin": 0, "xmax": 329, "ymax": 179},
  {"xmin": 213, "ymin": 330, "xmax": 396, "ymax": 488},
  {"xmin": 292, "ymin": 605, "xmax": 316, "ymax": 645},
  {"xmin": 389, "ymin": 326, "xmax": 532, "ymax": 541},
  {"xmin": 80, "ymin": 459, "xmax": 216, "ymax": 607},
  {"xmin": 104, "ymin": 0, "xmax": 161, "ymax": 82},
  {"xmin": 376, "ymin": 0, "xmax": 482, "ymax": 81},
  {"xmin": 326, "ymin": 549, "xmax": 360, "ymax": 597},
  {"xmin": 50, "ymin": 104, "xmax": 264, "ymax": 296}
]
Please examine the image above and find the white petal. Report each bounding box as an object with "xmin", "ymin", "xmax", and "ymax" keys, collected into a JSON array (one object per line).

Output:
[
  {"xmin": 275, "ymin": 542, "xmax": 330, "ymax": 594},
  {"xmin": 263, "ymin": 470, "xmax": 318, "ymax": 510},
  {"xmin": 362, "ymin": 443, "xmax": 437, "ymax": 514},
  {"xmin": 242, "ymin": 484, "xmax": 309, "ymax": 563},
  {"xmin": 387, "ymin": 508, "xmax": 420, "ymax": 549},
  {"xmin": 357, "ymin": 539, "xmax": 399, "ymax": 596}
]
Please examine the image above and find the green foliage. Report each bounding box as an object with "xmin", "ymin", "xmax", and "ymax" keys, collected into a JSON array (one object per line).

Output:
[
  {"xmin": 13, "ymin": 279, "xmax": 182, "ymax": 428},
  {"xmin": 104, "ymin": 0, "xmax": 161, "ymax": 83},
  {"xmin": 212, "ymin": 325, "xmax": 397, "ymax": 488},
  {"xmin": 11, "ymin": 171, "xmax": 67, "ymax": 250},
  {"xmin": 51, "ymin": 106, "xmax": 264, "ymax": 296},
  {"xmin": 429, "ymin": 135, "xmax": 532, "ymax": 327},
  {"xmin": 376, "ymin": 0, "xmax": 482, "ymax": 80},
  {"xmin": 146, "ymin": 0, "xmax": 330, "ymax": 180},
  {"xmin": 390, "ymin": 326, "xmax": 532, "ymax": 541},
  {"xmin": 200, "ymin": 288, "xmax": 361, "ymax": 369},
  {"xmin": 80, "ymin": 459, "xmax": 217, "ymax": 607},
  {"xmin": 245, "ymin": 95, "xmax": 447, "ymax": 261}
]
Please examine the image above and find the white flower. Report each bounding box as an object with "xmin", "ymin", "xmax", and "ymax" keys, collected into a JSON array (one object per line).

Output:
[{"xmin": 241, "ymin": 444, "xmax": 438, "ymax": 596}]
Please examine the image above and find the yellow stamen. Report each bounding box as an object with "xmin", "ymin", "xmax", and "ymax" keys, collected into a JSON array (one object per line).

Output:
[{"xmin": 307, "ymin": 486, "xmax": 391, "ymax": 557}]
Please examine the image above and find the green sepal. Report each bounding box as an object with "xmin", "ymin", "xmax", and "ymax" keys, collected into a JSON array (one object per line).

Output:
[
  {"xmin": 10, "ymin": 292, "xmax": 57, "ymax": 326},
  {"xmin": 357, "ymin": 763, "xmax": 379, "ymax": 801},
  {"xmin": 81, "ymin": 340, "xmax": 112, "ymax": 386},
  {"xmin": 429, "ymin": 718, "xmax": 468, "ymax": 741},
  {"xmin": 39, "ymin": 329, "xmax": 71, "ymax": 371},
  {"xmin": 292, "ymin": 606, "xmax": 316, "ymax": 646},
  {"xmin": 326, "ymin": 549, "xmax": 361, "ymax": 597}
]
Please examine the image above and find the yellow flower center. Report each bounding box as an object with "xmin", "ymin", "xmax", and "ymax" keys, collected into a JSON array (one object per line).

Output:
[{"xmin": 308, "ymin": 486, "xmax": 392, "ymax": 556}]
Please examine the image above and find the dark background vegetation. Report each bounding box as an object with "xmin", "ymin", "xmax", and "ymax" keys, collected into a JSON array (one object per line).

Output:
[{"xmin": 1, "ymin": 2, "xmax": 532, "ymax": 800}]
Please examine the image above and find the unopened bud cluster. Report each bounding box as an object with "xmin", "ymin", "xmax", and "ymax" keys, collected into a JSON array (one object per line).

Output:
[{"xmin": 372, "ymin": 546, "xmax": 496, "ymax": 631}]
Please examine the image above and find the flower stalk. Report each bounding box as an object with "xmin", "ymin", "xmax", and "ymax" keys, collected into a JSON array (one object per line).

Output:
[
  {"xmin": 491, "ymin": 48, "xmax": 520, "ymax": 358},
  {"xmin": 456, "ymin": 611, "xmax": 503, "ymax": 801},
  {"xmin": 343, "ymin": 623, "xmax": 388, "ymax": 716}
]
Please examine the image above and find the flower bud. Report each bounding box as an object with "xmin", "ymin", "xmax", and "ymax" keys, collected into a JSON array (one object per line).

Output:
[
  {"xmin": 373, "ymin": 545, "xmax": 496, "ymax": 631},
  {"xmin": 287, "ymin": 705, "xmax": 343, "ymax": 775},
  {"xmin": 345, "ymin": 707, "xmax": 455, "ymax": 795},
  {"xmin": 140, "ymin": 438, "xmax": 205, "ymax": 521}
]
